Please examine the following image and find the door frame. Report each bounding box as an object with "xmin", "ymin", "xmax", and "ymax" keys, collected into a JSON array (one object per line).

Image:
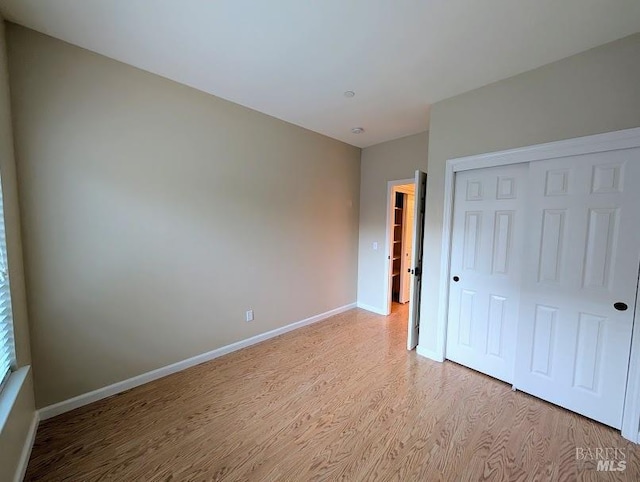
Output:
[
  {"xmin": 430, "ymin": 126, "xmax": 640, "ymax": 442},
  {"xmin": 399, "ymin": 190, "xmax": 414, "ymax": 304},
  {"xmin": 383, "ymin": 178, "xmax": 414, "ymax": 315}
]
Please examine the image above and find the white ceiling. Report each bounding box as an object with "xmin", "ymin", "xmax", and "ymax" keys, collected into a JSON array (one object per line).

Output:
[{"xmin": 1, "ymin": 1, "xmax": 639, "ymax": 148}]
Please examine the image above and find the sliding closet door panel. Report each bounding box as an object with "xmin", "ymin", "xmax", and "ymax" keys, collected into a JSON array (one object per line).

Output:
[
  {"xmin": 515, "ymin": 148, "xmax": 640, "ymax": 429},
  {"xmin": 446, "ymin": 164, "xmax": 527, "ymax": 383}
]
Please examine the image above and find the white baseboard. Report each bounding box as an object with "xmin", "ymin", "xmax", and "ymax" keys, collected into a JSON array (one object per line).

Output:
[
  {"xmin": 13, "ymin": 412, "xmax": 39, "ymax": 482},
  {"xmin": 38, "ymin": 302, "xmax": 357, "ymax": 421},
  {"xmin": 356, "ymin": 302, "xmax": 388, "ymax": 315},
  {"xmin": 416, "ymin": 344, "xmax": 444, "ymax": 362}
]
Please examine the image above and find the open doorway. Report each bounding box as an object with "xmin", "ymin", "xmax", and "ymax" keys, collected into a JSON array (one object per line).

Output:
[
  {"xmin": 384, "ymin": 171, "xmax": 427, "ymax": 350},
  {"xmin": 390, "ymin": 183, "xmax": 415, "ymax": 305}
]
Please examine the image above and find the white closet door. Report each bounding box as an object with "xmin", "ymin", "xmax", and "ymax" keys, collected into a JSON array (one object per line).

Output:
[
  {"xmin": 515, "ymin": 149, "xmax": 640, "ymax": 429},
  {"xmin": 446, "ymin": 164, "xmax": 527, "ymax": 383}
]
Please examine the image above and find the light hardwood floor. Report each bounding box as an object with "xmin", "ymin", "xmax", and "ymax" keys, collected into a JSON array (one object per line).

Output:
[{"xmin": 26, "ymin": 304, "xmax": 640, "ymax": 481}]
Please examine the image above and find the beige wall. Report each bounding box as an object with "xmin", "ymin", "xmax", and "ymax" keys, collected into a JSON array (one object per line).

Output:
[
  {"xmin": 357, "ymin": 132, "xmax": 428, "ymax": 311},
  {"xmin": 0, "ymin": 18, "xmax": 36, "ymax": 482},
  {"xmin": 7, "ymin": 24, "xmax": 361, "ymax": 408},
  {"xmin": 419, "ymin": 33, "xmax": 640, "ymax": 354}
]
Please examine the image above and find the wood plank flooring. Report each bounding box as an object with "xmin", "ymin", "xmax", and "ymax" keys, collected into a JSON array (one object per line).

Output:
[{"xmin": 26, "ymin": 304, "xmax": 640, "ymax": 481}]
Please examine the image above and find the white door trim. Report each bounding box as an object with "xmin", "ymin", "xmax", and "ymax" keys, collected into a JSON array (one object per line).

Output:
[
  {"xmin": 622, "ymin": 270, "xmax": 640, "ymax": 442},
  {"xmin": 383, "ymin": 178, "xmax": 414, "ymax": 315},
  {"xmin": 429, "ymin": 126, "xmax": 640, "ymax": 442}
]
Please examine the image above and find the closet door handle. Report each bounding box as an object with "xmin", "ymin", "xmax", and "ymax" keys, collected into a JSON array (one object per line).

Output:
[
  {"xmin": 614, "ymin": 302, "xmax": 628, "ymax": 311},
  {"xmin": 453, "ymin": 276, "xmax": 460, "ymax": 282}
]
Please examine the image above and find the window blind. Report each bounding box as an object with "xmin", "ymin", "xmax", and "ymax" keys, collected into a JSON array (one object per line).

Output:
[{"xmin": 0, "ymin": 182, "xmax": 14, "ymax": 390}]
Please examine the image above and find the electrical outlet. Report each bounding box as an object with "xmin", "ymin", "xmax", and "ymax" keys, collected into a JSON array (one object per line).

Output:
[{"xmin": 245, "ymin": 309, "xmax": 254, "ymax": 322}]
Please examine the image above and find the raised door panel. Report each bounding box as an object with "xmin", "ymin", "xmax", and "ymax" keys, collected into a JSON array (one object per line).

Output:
[
  {"xmin": 530, "ymin": 304, "xmax": 557, "ymax": 378},
  {"xmin": 486, "ymin": 295, "xmax": 507, "ymax": 358},
  {"xmin": 537, "ymin": 209, "xmax": 566, "ymax": 284},
  {"xmin": 462, "ymin": 212, "xmax": 482, "ymax": 271}
]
